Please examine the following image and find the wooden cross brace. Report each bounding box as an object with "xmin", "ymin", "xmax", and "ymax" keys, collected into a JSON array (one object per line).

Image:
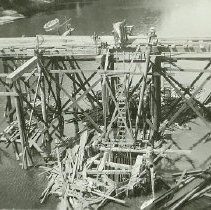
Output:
[
  {"xmin": 39, "ymin": 58, "xmax": 103, "ymax": 133},
  {"xmin": 105, "ymin": 78, "xmax": 134, "ymax": 141},
  {"xmin": 160, "ymin": 70, "xmax": 211, "ymax": 132}
]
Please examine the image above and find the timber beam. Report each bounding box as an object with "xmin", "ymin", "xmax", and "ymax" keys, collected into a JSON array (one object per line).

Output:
[
  {"xmin": 1, "ymin": 35, "xmax": 211, "ymax": 58},
  {"xmin": 6, "ymin": 56, "xmax": 37, "ymax": 83}
]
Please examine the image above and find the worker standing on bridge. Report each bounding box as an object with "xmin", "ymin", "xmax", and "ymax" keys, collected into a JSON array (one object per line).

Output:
[
  {"xmin": 148, "ymin": 27, "xmax": 158, "ymax": 46},
  {"xmin": 113, "ymin": 20, "xmax": 127, "ymax": 47}
]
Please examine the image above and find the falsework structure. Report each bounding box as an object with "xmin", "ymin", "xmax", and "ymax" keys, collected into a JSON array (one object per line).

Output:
[{"xmin": 0, "ymin": 25, "xmax": 211, "ymax": 208}]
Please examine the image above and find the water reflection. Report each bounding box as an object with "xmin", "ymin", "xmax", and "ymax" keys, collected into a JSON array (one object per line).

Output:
[
  {"xmin": 158, "ymin": 0, "xmax": 211, "ymax": 37},
  {"xmin": 0, "ymin": 0, "xmax": 211, "ymax": 37},
  {"xmin": 76, "ymin": 2, "xmax": 82, "ymax": 17},
  {"xmin": 0, "ymin": 147, "xmax": 58, "ymax": 209}
]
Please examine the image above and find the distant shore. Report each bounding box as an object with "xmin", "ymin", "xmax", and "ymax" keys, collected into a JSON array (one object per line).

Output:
[
  {"xmin": 0, "ymin": 0, "xmax": 82, "ymax": 16},
  {"xmin": 0, "ymin": 0, "xmax": 53, "ymax": 16}
]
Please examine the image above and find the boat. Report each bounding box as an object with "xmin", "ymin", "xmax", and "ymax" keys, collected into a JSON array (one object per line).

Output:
[{"xmin": 43, "ymin": 18, "xmax": 60, "ymax": 32}]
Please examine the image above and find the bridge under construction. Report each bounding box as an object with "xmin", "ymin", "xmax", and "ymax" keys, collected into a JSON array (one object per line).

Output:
[{"xmin": 1, "ymin": 23, "xmax": 211, "ymax": 209}]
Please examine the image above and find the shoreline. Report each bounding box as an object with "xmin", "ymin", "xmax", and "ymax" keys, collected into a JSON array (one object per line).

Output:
[{"xmin": 0, "ymin": 0, "xmax": 85, "ymax": 16}]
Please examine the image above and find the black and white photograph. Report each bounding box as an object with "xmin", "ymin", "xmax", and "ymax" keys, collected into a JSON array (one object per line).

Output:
[{"xmin": 0, "ymin": 0, "xmax": 211, "ymax": 209}]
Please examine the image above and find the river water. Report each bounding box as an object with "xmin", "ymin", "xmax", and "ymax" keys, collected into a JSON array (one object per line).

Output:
[{"xmin": 1, "ymin": 0, "xmax": 211, "ymax": 209}]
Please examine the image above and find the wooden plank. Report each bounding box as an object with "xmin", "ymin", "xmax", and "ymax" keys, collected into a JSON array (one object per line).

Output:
[
  {"xmin": 1, "ymin": 35, "xmax": 211, "ymax": 58},
  {"xmin": 78, "ymin": 129, "xmax": 88, "ymax": 170},
  {"xmin": 163, "ymin": 53, "xmax": 211, "ymax": 60},
  {"xmin": 1, "ymin": 35, "xmax": 211, "ymax": 49},
  {"xmin": 167, "ymin": 178, "xmax": 205, "ymax": 209},
  {"xmin": 6, "ymin": 56, "xmax": 37, "ymax": 83},
  {"xmin": 2, "ymin": 46, "xmax": 211, "ymax": 58},
  {"xmin": 164, "ymin": 68, "xmax": 211, "ymax": 73},
  {"xmin": 93, "ymin": 160, "xmax": 131, "ymax": 170},
  {"xmin": 99, "ymin": 146, "xmax": 190, "ymax": 155},
  {"xmin": 128, "ymin": 155, "xmax": 143, "ymax": 189},
  {"xmin": 173, "ymin": 169, "xmax": 204, "ymax": 177},
  {"xmin": 98, "ymin": 152, "xmax": 109, "ymax": 171},
  {"xmin": 0, "ymin": 92, "xmax": 18, "ymax": 96},
  {"xmin": 51, "ymin": 69, "xmax": 146, "ymax": 75},
  {"xmin": 86, "ymin": 169, "xmax": 131, "ymax": 175},
  {"xmin": 159, "ymin": 36, "xmax": 211, "ymax": 41}
]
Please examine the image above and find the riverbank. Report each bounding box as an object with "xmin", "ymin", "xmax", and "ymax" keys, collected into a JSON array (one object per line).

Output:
[{"xmin": 0, "ymin": 0, "xmax": 85, "ymax": 16}]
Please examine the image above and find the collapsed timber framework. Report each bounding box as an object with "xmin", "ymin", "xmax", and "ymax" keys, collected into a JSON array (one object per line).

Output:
[{"xmin": 1, "ymin": 29, "xmax": 211, "ymax": 208}]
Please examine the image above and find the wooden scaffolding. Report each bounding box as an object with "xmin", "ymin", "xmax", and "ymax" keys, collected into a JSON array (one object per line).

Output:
[{"xmin": 0, "ymin": 29, "xmax": 211, "ymax": 207}]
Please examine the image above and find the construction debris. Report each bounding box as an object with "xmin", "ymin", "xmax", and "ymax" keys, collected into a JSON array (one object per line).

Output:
[{"xmin": 141, "ymin": 167, "xmax": 211, "ymax": 210}]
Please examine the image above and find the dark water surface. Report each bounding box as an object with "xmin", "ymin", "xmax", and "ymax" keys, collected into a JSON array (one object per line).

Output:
[{"xmin": 1, "ymin": 0, "xmax": 211, "ymax": 209}]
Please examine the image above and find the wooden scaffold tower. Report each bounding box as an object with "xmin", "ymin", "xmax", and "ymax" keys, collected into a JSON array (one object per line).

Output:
[{"xmin": 1, "ymin": 22, "xmax": 211, "ymax": 208}]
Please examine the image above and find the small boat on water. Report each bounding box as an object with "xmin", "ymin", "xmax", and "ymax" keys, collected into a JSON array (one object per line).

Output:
[
  {"xmin": 44, "ymin": 18, "xmax": 74, "ymax": 35},
  {"xmin": 43, "ymin": 18, "xmax": 60, "ymax": 32}
]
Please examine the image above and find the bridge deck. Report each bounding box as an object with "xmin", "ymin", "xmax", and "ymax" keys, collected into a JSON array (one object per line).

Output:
[{"xmin": 0, "ymin": 35, "xmax": 211, "ymax": 58}]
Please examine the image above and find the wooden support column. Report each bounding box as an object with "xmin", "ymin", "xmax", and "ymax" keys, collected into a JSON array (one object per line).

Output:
[
  {"xmin": 13, "ymin": 82, "xmax": 33, "ymax": 169},
  {"xmin": 101, "ymin": 52, "xmax": 109, "ymax": 133},
  {"xmin": 102, "ymin": 76, "xmax": 107, "ymax": 132},
  {"xmin": 3, "ymin": 59, "xmax": 13, "ymax": 123},
  {"xmin": 53, "ymin": 58, "xmax": 64, "ymax": 137},
  {"xmin": 151, "ymin": 56, "xmax": 161, "ymax": 145},
  {"xmin": 135, "ymin": 47, "xmax": 151, "ymax": 139},
  {"xmin": 109, "ymin": 53, "xmax": 116, "ymax": 116},
  {"xmin": 102, "ymin": 50, "xmax": 115, "ymax": 134},
  {"xmin": 72, "ymin": 73, "xmax": 80, "ymax": 137},
  {"xmin": 37, "ymin": 56, "xmax": 51, "ymax": 156}
]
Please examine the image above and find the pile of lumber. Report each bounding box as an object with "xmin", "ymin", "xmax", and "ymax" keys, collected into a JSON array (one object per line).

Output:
[
  {"xmin": 141, "ymin": 167, "xmax": 211, "ymax": 210},
  {"xmin": 39, "ymin": 125, "xmax": 182, "ymax": 209},
  {"xmin": 40, "ymin": 128, "xmax": 128, "ymax": 209},
  {"xmin": 0, "ymin": 119, "xmax": 44, "ymax": 159},
  {"xmin": 40, "ymin": 125, "xmax": 165, "ymax": 209}
]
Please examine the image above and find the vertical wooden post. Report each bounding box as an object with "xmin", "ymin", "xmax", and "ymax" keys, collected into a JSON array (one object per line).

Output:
[
  {"xmin": 151, "ymin": 56, "xmax": 161, "ymax": 145},
  {"xmin": 102, "ymin": 74, "xmax": 107, "ymax": 133},
  {"xmin": 13, "ymin": 82, "xmax": 33, "ymax": 169},
  {"xmin": 72, "ymin": 73, "xmax": 79, "ymax": 137},
  {"xmin": 3, "ymin": 59, "xmax": 13, "ymax": 123},
  {"xmin": 100, "ymin": 54, "xmax": 108, "ymax": 133},
  {"xmin": 38, "ymin": 56, "xmax": 51, "ymax": 156},
  {"xmin": 109, "ymin": 53, "xmax": 116, "ymax": 115},
  {"xmin": 135, "ymin": 48, "xmax": 151, "ymax": 139},
  {"xmin": 102, "ymin": 51, "xmax": 115, "ymax": 134},
  {"xmin": 54, "ymin": 58, "xmax": 64, "ymax": 137}
]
